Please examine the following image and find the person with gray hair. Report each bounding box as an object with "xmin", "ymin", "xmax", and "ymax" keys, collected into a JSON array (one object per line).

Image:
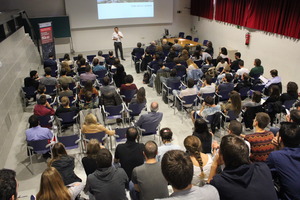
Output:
[{"xmin": 136, "ymin": 102, "xmax": 163, "ymax": 131}]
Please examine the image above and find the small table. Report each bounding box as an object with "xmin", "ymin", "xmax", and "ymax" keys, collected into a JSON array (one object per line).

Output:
[{"xmin": 165, "ymin": 38, "xmax": 202, "ymax": 47}]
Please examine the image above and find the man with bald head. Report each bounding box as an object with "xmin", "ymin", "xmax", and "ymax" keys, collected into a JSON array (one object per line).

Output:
[
  {"xmin": 131, "ymin": 141, "xmax": 168, "ymax": 200},
  {"xmin": 135, "ymin": 102, "xmax": 163, "ymax": 131}
]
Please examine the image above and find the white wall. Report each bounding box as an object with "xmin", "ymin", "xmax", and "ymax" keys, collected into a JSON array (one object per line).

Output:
[{"xmin": 192, "ymin": 17, "xmax": 300, "ymax": 90}]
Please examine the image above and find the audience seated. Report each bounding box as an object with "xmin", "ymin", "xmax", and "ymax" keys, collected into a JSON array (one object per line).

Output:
[
  {"xmin": 25, "ymin": 115, "xmax": 53, "ymax": 157},
  {"xmin": 80, "ymin": 91, "xmax": 98, "ymax": 109},
  {"xmin": 192, "ymin": 118, "xmax": 212, "ymax": 154},
  {"xmin": 82, "ymin": 139, "xmax": 101, "ymax": 176},
  {"xmin": 192, "ymin": 96, "xmax": 221, "ymax": 121},
  {"xmin": 58, "ymin": 68, "xmax": 75, "ymax": 86},
  {"xmin": 280, "ymin": 81, "xmax": 298, "ymax": 103},
  {"xmin": 234, "ymin": 73, "xmax": 252, "ymax": 95},
  {"xmin": 154, "ymin": 62, "xmax": 171, "ymax": 93},
  {"xmin": 56, "ymin": 96, "xmax": 78, "ymax": 115},
  {"xmin": 244, "ymin": 112, "xmax": 275, "ymax": 162},
  {"xmin": 135, "ymin": 102, "xmax": 163, "ymax": 130},
  {"xmin": 264, "ymin": 69, "xmax": 282, "ymax": 93},
  {"xmin": 228, "ymin": 120, "xmax": 251, "ymax": 152},
  {"xmin": 59, "ymin": 83, "xmax": 74, "ymax": 98},
  {"xmin": 74, "ymin": 54, "xmax": 83, "ymax": 69},
  {"xmin": 43, "ymin": 53, "xmax": 57, "ymax": 69},
  {"xmin": 219, "ymin": 47, "xmax": 229, "ymax": 61},
  {"xmin": 37, "ymin": 167, "xmax": 84, "ymax": 200},
  {"xmin": 24, "ymin": 70, "xmax": 40, "ymax": 89},
  {"xmin": 80, "ymin": 65, "xmax": 97, "ymax": 83},
  {"xmin": 0, "ymin": 168, "xmax": 17, "ymax": 200},
  {"xmin": 39, "ymin": 67, "xmax": 57, "ymax": 86},
  {"xmin": 79, "ymin": 80, "xmax": 99, "ymax": 100},
  {"xmin": 99, "ymin": 76, "xmax": 115, "ymax": 95},
  {"xmin": 186, "ymin": 58, "xmax": 199, "ymax": 72},
  {"xmin": 242, "ymin": 91, "xmax": 262, "ymax": 108},
  {"xmin": 114, "ymin": 127, "xmax": 145, "ymax": 181},
  {"xmin": 267, "ymin": 122, "xmax": 300, "ymax": 200},
  {"xmin": 235, "ymin": 60, "xmax": 249, "ymax": 77},
  {"xmin": 49, "ymin": 142, "xmax": 82, "ymax": 185},
  {"xmin": 33, "ymin": 95, "xmax": 55, "ymax": 117},
  {"xmin": 105, "ymin": 51, "xmax": 116, "ymax": 67},
  {"xmin": 61, "ymin": 62, "xmax": 73, "ymax": 76},
  {"xmin": 221, "ymin": 91, "xmax": 242, "ymax": 116},
  {"xmin": 172, "ymin": 38, "xmax": 182, "ymax": 53},
  {"xmin": 146, "ymin": 41, "xmax": 157, "ymax": 55},
  {"xmin": 209, "ymin": 135, "xmax": 277, "ymax": 200},
  {"xmin": 204, "ymin": 41, "xmax": 214, "ymax": 57},
  {"xmin": 216, "ymin": 65, "xmax": 232, "ymax": 82},
  {"xmin": 77, "ymin": 58, "xmax": 87, "ymax": 75},
  {"xmin": 131, "ymin": 141, "xmax": 169, "ymax": 200},
  {"xmin": 262, "ymin": 85, "xmax": 281, "ymax": 125},
  {"xmin": 113, "ymin": 59, "xmax": 126, "ymax": 88},
  {"xmin": 202, "ymin": 57, "xmax": 213, "ymax": 74},
  {"xmin": 230, "ymin": 52, "xmax": 243, "ymax": 72},
  {"xmin": 157, "ymin": 128, "xmax": 181, "ymax": 161},
  {"xmin": 81, "ymin": 113, "xmax": 114, "ymax": 136},
  {"xmin": 249, "ymin": 58, "xmax": 264, "ymax": 77},
  {"xmin": 199, "ymin": 75, "xmax": 216, "ymax": 95},
  {"xmin": 130, "ymin": 87, "xmax": 147, "ymax": 104},
  {"xmin": 216, "ymin": 73, "xmax": 234, "ymax": 94},
  {"xmin": 215, "ymin": 56, "xmax": 228, "ymax": 72},
  {"xmin": 120, "ymin": 74, "xmax": 138, "ymax": 102},
  {"xmin": 184, "ymin": 136, "xmax": 213, "ymax": 186},
  {"xmin": 88, "ymin": 149, "xmax": 128, "ymax": 200},
  {"xmin": 62, "ymin": 53, "xmax": 73, "ymax": 66},
  {"xmin": 174, "ymin": 78, "xmax": 198, "ymax": 100},
  {"xmin": 173, "ymin": 57, "xmax": 186, "ymax": 77},
  {"xmin": 160, "ymin": 150, "xmax": 219, "ymax": 199},
  {"xmin": 36, "ymin": 84, "xmax": 51, "ymax": 100},
  {"xmin": 179, "ymin": 49, "xmax": 189, "ymax": 62},
  {"xmin": 131, "ymin": 42, "xmax": 145, "ymax": 59},
  {"xmin": 92, "ymin": 58, "xmax": 106, "ymax": 73},
  {"xmin": 94, "ymin": 50, "xmax": 105, "ymax": 64},
  {"xmin": 191, "ymin": 50, "xmax": 202, "ymax": 62},
  {"xmin": 161, "ymin": 39, "xmax": 171, "ymax": 55},
  {"xmin": 141, "ymin": 49, "xmax": 153, "ymax": 72},
  {"xmin": 99, "ymin": 86, "xmax": 122, "ymax": 107}
]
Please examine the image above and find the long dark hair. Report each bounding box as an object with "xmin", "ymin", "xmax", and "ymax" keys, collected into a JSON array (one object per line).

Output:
[{"xmin": 194, "ymin": 118, "xmax": 210, "ymax": 139}]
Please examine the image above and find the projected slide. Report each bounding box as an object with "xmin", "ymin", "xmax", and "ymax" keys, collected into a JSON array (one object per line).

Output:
[{"xmin": 97, "ymin": 0, "xmax": 154, "ymax": 20}]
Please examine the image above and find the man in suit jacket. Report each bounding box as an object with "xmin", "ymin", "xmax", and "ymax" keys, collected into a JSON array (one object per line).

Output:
[{"xmin": 136, "ymin": 102, "xmax": 163, "ymax": 132}]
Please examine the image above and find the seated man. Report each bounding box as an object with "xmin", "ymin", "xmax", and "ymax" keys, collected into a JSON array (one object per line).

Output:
[
  {"xmin": 56, "ymin": 96, "xmax": 78, "ymax": 115},
  {"xmin": 99, "ymin": 76, "xmax": 116, "ymax": 95},
  {"xmin": 176, "ymin": 78, "xmax": 198, "ymax": 99},
  {"xmin": 24, "ymin": 70, "xmax": 39, "ymax": 89},
  {"xmin": 244, "ymin": 112, "xmax": 275, "ymax": 162},
  {"xmin": 92, "ymin": 58, "xmax": 106, "ymax": 73},
  {"xmin": 80, "ymin": 65, "xmax": 97, "ymax": 83},
  {"xmin": 146, "ymin": 41, "xmax": 157, "ymax": 55},
  {"xmin": 77, "ymin": 58, "xmax": 87, "ymax": 75},
  {"xmin": 267, "ymin": 122, "xmax": 300, "ymax": 200},
  {"xmin": 230, "ymin": 52, "xmax": 243, "ymax": 72},
  {"xmin": 58, "ymin": 82, "xmax": 74, "ymax": 98},
  {"xmin": 88, "ymin": 149, "xmax": 128, "ymax": 200},
  {"xmin": 209, "ymin": 135, "xmax": 277, "ymax": 200},
  {"xmin": 43, "ymin": 52, "xmax": 57, "ymax": 68},
  {"xmin": 39, "ymin": 67, "xmax": 57, "ymax": 86},
  {"xmin": 249, "ymin": 58, "xmax": 264, "ymax": 78},
  {"xmin": 58, "ymin": 68, "xmax": 75, "ymax": 86},
  {"xmin": 131, "ymin": 42, "xmax": 145, "ymax": 60},
  {"xmin": 235, "ymin": 60, "xmax": 249, "ymax": 78},
  {"xmin": 131, "ymin": 141, "xmax": 169, "ymax": 200},
  {"xmin": 25, "ymin": 115, "xmax": 53, "ymax": 156},
  {"xmin": 33, "ymin": 95, "xmax": 55, "ymax": 117},
  {"xmin": 114, "ymin": 127, "xmax": 145, "ymax": 182},
  {"xmin": 105, "ymin": 51, "xmax": 115, "ymax": 67},
  {"xmin": 135, "ymin": 102, "xmax": 163, "ymax": 131},
  {"xmin": 157, "ymin": 128, "xmax": 181, "ymax": 161},
  {"xmin": 158, "ymin": 150, "xmax": 219, "ymax": 199},
  {"xmin": 228, "ymin": 120, "xmax": 251, "ymax": 152},
  {"xmin": 264, "ymin": 69, "xmax": 281, "ymax": 92},
  {"xmin": 161, "ymin": 68, "xmax": 180, "ymax": 85},
  {"xmin": 173, "ymin": 57, "xmax": 186, "ymax": 78},
  {"xmin": 94, "ymin": 50, "xmax": 105, "ymax": 64},
  {"xmin": 191, "ymin": 96, "xmax": 221, "ymax": 122},
  {"xmin": 0, "ymin": 168, "xmax": 18, "ymax": 200},
  {"xmin": 216, "ymin": 73, "xmax": 234, "ymax": 95},
  {"xmin": 172, "ymin": 38, "xmax": 182, "ymax": 53},
  {"xmin": 154, "ymin": 62, "xmax": 170, "ymax": 94},
  {"xmin": 199, "ymin": 75, "xmax": 216, "ymax": 95}
]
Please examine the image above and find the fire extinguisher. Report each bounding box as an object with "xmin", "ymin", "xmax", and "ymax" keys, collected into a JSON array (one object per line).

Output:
[{"xmin": 245, "ymin": 32, "xmax": 250, "ymax": 45}]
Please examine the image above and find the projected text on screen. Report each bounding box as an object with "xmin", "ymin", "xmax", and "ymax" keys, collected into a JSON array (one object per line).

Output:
[{"xmin": 97, "ymin": 0, "xmax": 154, "ymax": 20}]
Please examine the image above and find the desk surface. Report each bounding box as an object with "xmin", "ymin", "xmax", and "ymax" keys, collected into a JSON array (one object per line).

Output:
[{"xmin": 166, "ymin": 38, "xmax": 202, "ymax": 47}]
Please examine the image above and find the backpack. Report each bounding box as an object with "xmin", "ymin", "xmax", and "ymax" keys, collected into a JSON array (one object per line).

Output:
[{"xmin": 143, "ymin": 72, "xmax": 150, "ymax": 84}]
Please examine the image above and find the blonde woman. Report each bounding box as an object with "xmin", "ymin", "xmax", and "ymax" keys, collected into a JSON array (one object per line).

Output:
[
  {"xmin": 81, "ymin": 113, "xmax": 115, "ymax": 136},
  {"xmin": 184, "ymin": 135, "xmax": 213, "ymax": 186},
  {"xmin": 82, "ymin": 139, "xmax": 103, "ymax": 176},
  {"xmin": 186, "ymin": 59, "xmax": 199, "ymax": 72},
  {"xmin": 36, "ymin": 167, "xmax": 84, "ymax": 200}
]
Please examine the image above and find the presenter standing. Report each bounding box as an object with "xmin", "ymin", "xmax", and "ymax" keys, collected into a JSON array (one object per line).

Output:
[{"xmin": 112, "ymin": 27, "xmax": 125, "ymax": 61}]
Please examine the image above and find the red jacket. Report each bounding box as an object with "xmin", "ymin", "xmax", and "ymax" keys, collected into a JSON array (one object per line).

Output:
[{"xmin": 34, "ymin": 104, "xmax": 55, "ymax": 116}]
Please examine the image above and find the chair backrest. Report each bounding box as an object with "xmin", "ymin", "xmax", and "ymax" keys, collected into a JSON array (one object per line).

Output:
[
  {"xmin": 186, "ymin": 35, "xmax": 192, "ymax": 40},
  {"xmin": 23, "ymin": 86, "xmax": 36, "ymax": 97},
  {"xmin": 128, "ymin": 102, "xmax": 146, "ymax": 116},
  {"xmin": 239, "ymin": 87, "xmax": 251, "ymax": 98},
  {"xmin": 194, "ymin": 60, "xmax": 203, "ymax": 68},
  {"xmin": 45, "ymin": 85, "xmax": 56, "ymax": 95},
  {"xmin": 165, "ymin": 62, "xmax": 176, "ymax": 69},
  {"xmin": 38, "ymin": 115, "xmax": 53, "ymax": 128},
  {"xmin": 251, "ymin": 84, "xmax": 265, "ymax": 93},
  {"xmin": 94, "ymin": 70, "xmax": 108, "ymax": 80},
  {"xmin": 59, "ymin": 58, "xmax": 64, "ymax": 62},
  {"xmin": 283, "ymin": 99, "xmax": 297, "ymax": 110},
  {"xmin": 115, "ymin": 127, "xmax": 129, "ymax": 142},
  {"xmin": 140, "ymin": 122, "xmax": 160, "ymax": 136},
  {"xmin": 194, "ymin": 37, "xmax": 199, "ymax": 42},
  {"xmin": 227, "ymin": 110, "xmax": 239, "ymax": 121},
  {"xmin": 218, "ymin": 89, "xmax": 232, "ymax": 101},
  {"xmin": 205, "ymin": 112, "xmax": 221, "ymax": 133},
  {"xmin": 179, "ymin": 32, "xmax": 185, "ymax": 38},
  {"xmin": 104, "ymin": 104, "xmax": 123, "ymax": 117},
  {"xmin": 166, "ymin": 81, "xmax": 181, "ymax": 93},
  {"xmin": 202, "ymin": 92, "xmax": 215, "ymax": 99},
  {"xmin": 73, "ymin": 56, "xmax": 78, "ymax": 61},
  {"xmin": 121, "ymin": 89, "xmax": 136, "ymax": 103},
  {"xmin": 57, "ymin": 111, "xmax": 77, "ymax": 125},
  {"xmin": 28, "ymin": 139, "xmax": 50, "ymax": 152},
  {"xmin": 182, "ymin": 94, "xmax": 198, "ymax": 105},
  {"xmin": 203, "ymin": 40, "xmax": 208, "ymax": 46},
  {"xmin": 102, "ymin": 54, "xmax": 109, "ymax": 59},
  {"xmin": 134, "ymin": 52, "xmax": 144, "ymax": 60},
  {"xmin": 84, "ymin": 132, "xmax": 106, "ymax": 143},
  {"xmin": 57, "ymin": 134, "xmax": 79, "ymax": 150},
  {"xmin": 87, "ymin": 55, "xmax": 96, "ymax": 63}
]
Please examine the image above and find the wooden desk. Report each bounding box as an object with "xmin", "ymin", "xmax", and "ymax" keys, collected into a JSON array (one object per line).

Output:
[{"xmin": 165, "ymin": 38, "xmax": 202, "ymax": 47}]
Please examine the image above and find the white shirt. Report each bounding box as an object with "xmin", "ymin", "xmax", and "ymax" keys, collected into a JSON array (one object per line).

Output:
[
  {"xmin": 236, "ymin": 67, "xmax": 250, "ymax": 76},
  {"xmin": 199, "ymin": 84, "xmax": 216, "ymax": 94},
  {"xmin": 192, "ymin": 154, "xmax": 213, "ymax": 185},
  {"xmin": 112, "ymin": 31, "xmax": 123, "ymax": 42}
]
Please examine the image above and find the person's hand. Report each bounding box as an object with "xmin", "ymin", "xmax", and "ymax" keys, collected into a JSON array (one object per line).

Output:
[
  {"xmin": 45, "ymin": 101, "xmax": 51, "ymax": 108},
  {"xmin": 286, "ymin": 114, "xmax": 290, "ymax": 122},
  {"xmin": 213, "ymin": 153, "xmax": 224, "ymax": 166},
  {"xmin": 212, "ymin": 140, "xmax": 219, "ymax": 149},
  {"xmin": 240, "ymin": 134, "xmax": 246, "ymax": 138},
  {"xmin": 202, "ymin": 102, "xmax": 206, "ymax": 107}
]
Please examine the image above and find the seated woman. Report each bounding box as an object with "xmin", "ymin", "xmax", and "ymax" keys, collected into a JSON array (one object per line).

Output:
[
  {"xmin": 48, "ymin": 143, "xmax": 82, "ymax": 186},
  {"xmin": 130, "ymin": 87, "xmax": 146, "ymax": 104},
  {"xmin": 222, "ymin": 91, "xmax": 242, "ymax": 117},
  {"xmin": 192, "ymin": 118, "xmax": 212, "ymax": 154},
  {"xmin": 186, "ymin": 58, "xmax": 199, "ymax": 72},
  {"xmin": 234, "ymin": 73, "xmax": 252, "ymax": 99},
  {"xmin": 79, "ymin": 80, "xmax": 99, "ymax": 101},
  {"xmin": 184, "ymin": 135, "xmax": 213, "ymax": 186},
  {"xmin": 81, "ymin": 113, "xmax": 115, "ymax": 136},
  {"xmin": 60, "ymin": 62, "xmax": 72, "ymax": 76},
  {"xmin": 82, "ymin": 139, "xmax": 102, "ymax": 176},
  {"xmin": 113, "ymin": 59, "xmax": 126, "ymax": 88},
  {"xmin": 280, "ymin": 81, "xmax": 298, "ymax": 103},
  {"xmin": 215, "ymin": 56, "xmax": 228, "ymax": 72},
  {"xmin": 56, "ymin": 96, "xmax": 78, "ymax": 115},
  {"xmin": 36, "ymin": 84, "xmax": 51, "ymax": 100},
  {"xmin": 243, "ymin": 91, "xmax": 262, "ymax": 108},
  {"xmin": 263, "ymin": 85, "xmax": 281, "ymax": 125},
  {"xmin": 62, "ymin": 53, "xmax": 73, "ymax": 66},
  {"xmin": 120, "ymin": 74, "xmax": 138, "ymax": 103},
  {"xmin": 191, "ymin": 50, "xmax": 202, "ymax": 62},
  {"xmin": 36, "ymin": 167, "xmax": 84, "ymax": 200}
]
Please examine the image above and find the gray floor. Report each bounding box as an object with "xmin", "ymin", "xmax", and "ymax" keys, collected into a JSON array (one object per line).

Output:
[{"xmin": 5, "ymin": 48, "xmax": 235, "ymax": 199}]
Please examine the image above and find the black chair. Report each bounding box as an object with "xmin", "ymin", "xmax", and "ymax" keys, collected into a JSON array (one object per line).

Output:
[
  {"xmin": 162, "ymin": 82, "xmax": 181, "ymax": 106},
  {"xmin": 27, "ymin": 139, "xmax": 53, "ymax": 165},
  {"xmin": 57, "ymin": 134, "xmax": 81, "ymax": 150},
  {"xmin": 120, "ymin": 89, "xmax": 137, "ymax": 104},
  {"xmin": 114, "ymin": 127, "xmax": 130, "ymax": 145},
  {"xmin": 56, "ymin": 111, "xmax": 79, "ymax": 133},
  {"xmin": 194, "ymin": 38, "xmax": 199, "ymax": 42},
  {"xmin": 203, "ymin": 40, "xmax": 208, "ymax": 46},
  {"xmin": 94, "ymin": 70, "xmax": 108, "ymax": 84},
  {"xmin": 22, "ymin": 86, "xmax": 37, "ymax": 99},
  {"xmin": 137, "ymin": 122, "xmax": 160, "ymax": 142},
  {"xmin": 73, "ymin": 56, "xmax": 78, "ymax": 61},
  {"xmin": 87, "ymin": 55, "xmax": 96, "ymax": 63},
  {"xmin": 127, "ymin": 102, "xmax": 147, "ymax": 121},
  {"xmin": 216, "ymin": 89, "xmax": 233, "ymax": 102},
  {"xmin": 243, "ymin": 105, "xmax": 264, "ymax": 129},
  {"xmin": 45, "ymin": 85, "xmax": 57, "ymax": 96},
  {"xmin": 83, "ymin": 132, "xmax": 108, "ymax": 149},
  {"xmin": 239, "ymin": 87, "xmax": 251, "ymax": 100},
  {"xmin": 186, "ymin": 35, "xmax": 192, "ymax": 40},
  {"xmin": 102, "ymin": 104, "xmax": 125, "ymax": 125},
  {"xmin": 251, "ymin": 84, "xmax": 265, "ymax": 93},
  {"xmin": 283, "ymin": 99, "xmax": 297, "ymax": 110},
  {"xmin": 179, "ymin": 32, "xmax": 185, "ymax": 38},
  {"xmin": 59, "ymin": 58, "xmax": 64, "ymax": 62},
  {"xmin": 175, "ymin": 94, "xmax": 198, "ymax": 120},
  {"xmin": 204, "ymin": 112, "xmax": 222, "ymax": 134},
  {"xmin": 165, "ymin": 62, "xmax": 176, "ymax": 69},
  {"xmin": 38, "ymin": 115, "xmax": 54, "ymax": 128}
]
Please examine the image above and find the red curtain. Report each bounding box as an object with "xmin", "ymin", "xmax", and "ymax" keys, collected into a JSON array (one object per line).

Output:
[
  {"xmin": 245, "ymin": 0, "xmax": 300, "ymax": 39},
  {"xmin": 191, "ymin": 0, "xmax": 214, "ymax": 20},
  {"xmin": 215, "ymin": 0, "xmax": 248, "ymax": 25}
]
